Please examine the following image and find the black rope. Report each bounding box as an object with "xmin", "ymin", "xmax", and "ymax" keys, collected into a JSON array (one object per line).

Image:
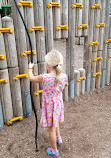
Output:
[{"xmin": 13, "ymin": 0, "xmax": 38, "ymax": 152}]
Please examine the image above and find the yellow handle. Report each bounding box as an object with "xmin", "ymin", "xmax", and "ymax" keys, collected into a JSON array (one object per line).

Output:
[
  {"xmin": 77, "ymin": 77, "xmax": 86, "ymax": 83},
  {"xmin": 18, "ymin": 1, "xmax": 33, "ymax": 8},
  {"xmin": 89, "ymin": 41, "xmax": 99, "ymax": 46},
  {"xmin": 0, "ymin": 55, "xmax": 5, "ymax": 60},
  {"xmin": 65, "ymin": 82, "xmax": 69, "ymax": 86},
  {"xmin": 91, "ymin": 4, "xmax": 101, "ymax": 9},
  {"xmin": 72, "ymin": 3, "xmax": 83, "ymax": 9},
  {"xmin": 105, "ymin": 39, "xmax": 111, "ymax": 44},
  {"xmin": 78, "ymin": 24, "xmax": 88, "ymax": 29},
  {"xmin": 29, "ymin": 26, "xmax": 45, "ymax": 33},
  {"xmin": 0, "ymin": 79, "xmax": 8, "ymax": 84},
  {"xmin": 21, "ymin": 50, "xmax": 36, "ymax": 57},
  {"xmin": 96, "ymin": 23, "xmax": 105, "ymax": 28},
  {"xmin": 56, "ymin": 25, "xmax": 68, "ymax": 31},
  {"xmin": 7, "ymin": 116, "xmax": 23, "ymax": 125},
  {"xmin": 0, "ymin": 28, "xmax": 13, "ymax": 34},
  {"xmin": 93, "ymin": 72, "xmax": 102, "ymax": 78},
  {"xmin": 93, "ymin": 57, "xmax": 102, "ymax": 62},
  {"xmin": 47, "ymin": 2, "xmax": 61, "ymax": 8},
  {"xmin": 13, "ymin": 74, "xmax": 28, "ymax": 81}
]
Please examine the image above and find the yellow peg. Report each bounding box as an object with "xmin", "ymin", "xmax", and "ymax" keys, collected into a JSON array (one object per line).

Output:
[
  {"xmin": 92, "ymin": 72, "xmax": 102, "ymax": 78},
  {"xmin": 7, "ymin": 116, "xmax": 23, "ymax": 126},
  {"xmin": 0, "ymin": 55, "xmax": 5, "ymax": 60},
  {"xmin": 0, "ymin": 79, "xmax": 8, "ymax": 84},
  {"xmin": 13, "ymin": 74, "xmax": 28, "ymax": 81}
]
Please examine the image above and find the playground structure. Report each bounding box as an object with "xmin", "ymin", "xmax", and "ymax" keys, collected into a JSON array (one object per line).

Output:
[{"xmin": 0, "ymin": 0, "xmax": 111, "ymax": 130}]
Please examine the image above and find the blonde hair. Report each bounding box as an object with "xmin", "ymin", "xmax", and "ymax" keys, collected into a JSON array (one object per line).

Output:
[{"xmin": 45, "ymin": 50, "xmax": 63, "ymax": 85}]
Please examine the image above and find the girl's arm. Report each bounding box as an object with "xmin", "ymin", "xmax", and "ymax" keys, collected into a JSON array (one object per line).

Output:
[{"xmin": 28, "ymin": 62, "xmax": 43, "ymax": 83}]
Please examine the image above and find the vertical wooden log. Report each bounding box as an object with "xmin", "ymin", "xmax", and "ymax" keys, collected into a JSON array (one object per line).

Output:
[
  {"xmin": 0, "ymin": 14, "xmax": 7, "ymax": 69},
  {"xmin": 53, "ymin": 0, "xmax": 61, "ymax": 39},
  {"xmin": 44, "ymin": 0, "xmax": 53, "ymax": 53},
  {"xmin": 102, "ymin": 0, "xmax": 110, "ymax": 88},
  {"xmin": 61, "ymin": 0, "xmax": 68, "ymax": 39},
  {"xmin": 84, "ymin": 1, "xmax": 95, "ymax": 92},
  {"xmin": 82, "ymin": 0, "xmax": 89, "ymax": 37},
  {"xmin": 0, "ymin": 69, "xmax": 13, "ymax": 123},
  {"xmin": 66, "ymin": 0, "xmax": 76, "ymax": 99},
  {"xmin": 2, "ymin": 16, "xmax": 18, "ymax": 68},
  {"xmin": 106, "ymin": 49, "xmax": 111, "ymax": 85},
  {"xmin": 0, "ymin": 99, "xmax": 4, "ymax": 130},
  {"xmin": 63, "ymin": 84, "xmax": 68, "ymax": 101},
  {"xmin": 8, "ymin": 67, "xmax": 23, "ymax": 117},
  {"xmin": 11, "ymin": 0, "xmax": 32, "ymax": 117},
  {"xmin": 32, "ymin": 64, "xmax": 40, "ymax": 110},
  {"xmin": 74, "ymin": 70, "xmax": 80, "ymax": 96},
  {"xmin": 76, "ymin": 0, "xmax": 83, "ymax": 37},
  {"xmin": 97, "ymin": 0, "xmax": 106, "ymax": 88},
  {"xmin": 96, "ymin": 50, "xmax": 102, "ymax": 88},
  {"xmin": 78, "ymin": 68, "xmax": 85, "ymax": 94},
  {"xmin": 33, "ymin": 0, "xmax": 46, "ymax": 62},
  {"xmin": 92, "ymin": 0, "xmax": 101, "ymax": 52},
  {"xmin": 24, "ymin": 0, "xmax": 37, "ymax": 64}
]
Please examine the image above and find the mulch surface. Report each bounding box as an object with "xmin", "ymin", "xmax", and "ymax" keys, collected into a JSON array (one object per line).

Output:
[{"xmin": 1, "ymin": 85, "xmax": 111, "ymax": 158}]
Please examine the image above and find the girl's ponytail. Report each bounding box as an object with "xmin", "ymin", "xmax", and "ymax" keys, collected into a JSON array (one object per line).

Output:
[{"xmin": 55, "ymin": 64, "xmax": 62, "ymax": 85}]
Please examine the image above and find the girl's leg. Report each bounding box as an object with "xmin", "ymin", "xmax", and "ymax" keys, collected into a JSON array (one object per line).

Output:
[
  {"xmin": 48, "ymin": 125, "xmax": 57, "ymax": 149},
  {"xmin": 56, "ymin": 124, "xmax": 60, "ymax": 137}
]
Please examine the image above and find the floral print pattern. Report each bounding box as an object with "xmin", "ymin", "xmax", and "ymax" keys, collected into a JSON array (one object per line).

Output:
[{"xmin": 40, "ymin": 73, "xmax": 68, "ymax": 127}]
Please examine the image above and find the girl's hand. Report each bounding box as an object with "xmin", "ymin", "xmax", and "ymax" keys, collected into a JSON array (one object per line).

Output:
[{"xmin": 28, "ymin": 62, "xmax": 34, "ymax": 69}]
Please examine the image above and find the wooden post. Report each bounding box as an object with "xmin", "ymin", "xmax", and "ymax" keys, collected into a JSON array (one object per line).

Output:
[
  {"xmin": 61, "ymin": 0, "xmax": 68, "ymax": 39},
  {"xmin": 0, "ymin": 99, "xmax": 4, "ymax": 130},
  {"xmin": 0, "ymin": 15, "xmax": 7, "ymax": 69},
  {"xmin": 44, "ymin": 0, "xmax": 53, "ymax": 53},
  {"xmin": 91, "ymin": 0, "xmax": 101, "ymax": 90},
  {"xmin": 2, "ymin": 16, "xmax": 18, "ymax": 68},
  {"xmin": 63, "ymin": 84, "xmax": 68, "ymax": 101},
  {"xmin": 53, "ymin": 0, "xmax": 61, "ymax": 39},
  {"xmin": 66, "ymin": 0, "xmax": 76, "ymax": 99},
  {"xmin": 96, "ymin": 0, "xmax": 106, "ymax": 88},
  {"xmin": 102, "ymin": 0, "xmax": 110, "ymax": 88},
  {"xmin": 76, "ymin": 0, "xmax": 83, "ymax": 37},
  {"xmin": 32, "ymin": 64, "xmax": 40, "ymax": 110},
  {"xmin": 84, "ymin": 1, "xmax": 95, "ymax": 92},
  {"xmin": 0, "ymin": 69, "xmax": 13, "ymax": 123},
  {"xmin": 24, "ymin": 0, "xmax": 37, "ymax": 64},
  {"xmin": 8, "ymin": 67, "xmax": 23, "ymax": 117},
  {"xmin": 78, "ymin": 68, "xmax": 85, "ymax": 94},
  {"xmin": 11, "ymin": 0, "xmax": 32, "ymax": 117},
  {"xmin": 74, "ymin": 70, "xmax": 80, "ymax": 96},
  {"xmin": 82, "ymin": 0, "xmax": 89, "ymax": 37}
]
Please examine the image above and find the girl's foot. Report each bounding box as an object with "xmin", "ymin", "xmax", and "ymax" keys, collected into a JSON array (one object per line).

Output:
[
  {"xmin": 57, "ymin": 136, "xmax": 62, "ymax": 144},
  {"xmin": 47, "ymin": 148, "xmax": 59, "ymax": 157}
]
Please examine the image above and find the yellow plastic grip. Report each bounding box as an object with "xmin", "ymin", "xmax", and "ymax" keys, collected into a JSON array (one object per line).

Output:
[
  {"xmin": 47, "ymin": 2, "xmax": 61, "ymax": 8},
  {"xmin": 96, "ymin": 23, "xmax": 105, "ymax": 28},
  {"xmin": 13, "ymin": 74, "xmax": 29, "ymax": 81},
  {"xmin": 34, "ymin": 90, "xmax": 43, "ymax": 96},
  {"xmin": 93, "ymin": 57, "xmax": 102, "ymax": 62},
  {"xmin": 21, "ymin": 50, "xmax": 36, "ymax": 57},
  {"xmin": 0, "ymin": 55, "xmax": 5, "ymax": 60},
  {"xmin": 91, "ymin": 4, "xmax": 101, "ymax": 9},
  {"xmin": 7, "ymin": 116, "xmax": 23, "ymax": 126},
  {"xmin": 65, "ymin": 82, "xmax": 69, "ymax": 86},
  {"xmin": 29, "ymin": 26, "xmax": 45, "ymax": 33},
  {"xmin": 92, "ymin": 72, "xmax": 102, "ymax": 78},
  {"xmin": 78, "ymin": 24, "xmax": 88, "ymax": 29},
  {"xmin": 0, "ymin": 79, "xmax": 8, "ymax": 84},
  {"xmin": 17, "ymin": 1, "xmax": 33, "ymax": 8},
  {"xmin": 77, "ymin": 77, "xmax": 86, "ymax": 83},
  {"xmin": 89, "ymin": 41, "xmax": 99, "ymax": 46},
  {"xmin": 72, "ymin": 3, "xmax": 83, "ymax": 9},
  {"xmin": 0, "ymin": 28, "xmax": 13, "ymax": 34},
  {"xmin": 56, "ymin": 25, "xmax": 68, "ymax": 31},
  {"xmin": 109, "ymin": 55, "xmax": 111, "ymax": 59},
  {"xmin": 105, "ymin": 39, "xmax": 111, "ymax": 44}
]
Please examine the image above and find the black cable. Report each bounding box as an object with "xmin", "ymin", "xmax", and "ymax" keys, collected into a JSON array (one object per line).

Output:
[{"xmin": 13, "ymin": 0, "xmax": 38, "ymax": 152}]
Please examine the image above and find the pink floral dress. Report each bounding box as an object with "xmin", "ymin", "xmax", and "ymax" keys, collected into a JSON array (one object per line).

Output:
[{"xmin": 40, "ymin": 73, "xmax": 67, "ymax": 127}]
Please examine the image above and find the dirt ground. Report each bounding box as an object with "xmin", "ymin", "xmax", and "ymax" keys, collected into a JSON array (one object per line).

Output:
[{"xmin": 1, "ymin": 85, "xmax": 111, "ymax": 158}]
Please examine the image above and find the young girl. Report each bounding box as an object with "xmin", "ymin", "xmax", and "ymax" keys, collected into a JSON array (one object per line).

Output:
[{"xmin": 28, "ymin": 50, "xmax": 67, "ymax": 157}]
